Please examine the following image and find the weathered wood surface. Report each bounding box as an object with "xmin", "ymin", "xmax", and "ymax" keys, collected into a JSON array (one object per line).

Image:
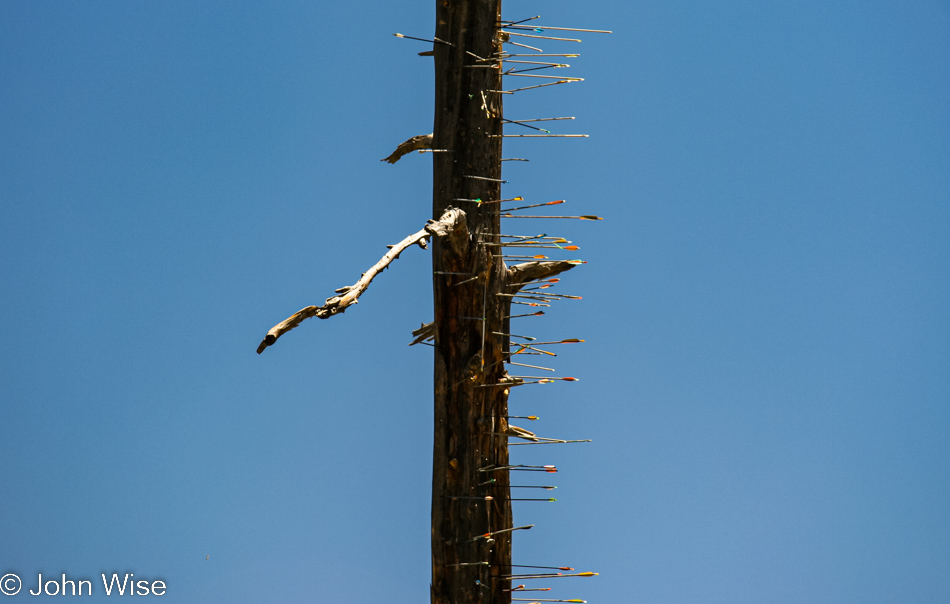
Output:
[
  {"xmin": 256, "ymin": 208, "xmax": 466, "ymax": 354},
  {"xmin": 429, "ymin": 2, "xmax": 511, "ymax": 604}
]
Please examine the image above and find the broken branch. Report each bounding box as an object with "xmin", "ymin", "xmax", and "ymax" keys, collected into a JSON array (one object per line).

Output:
[
  {"xmin": 257, "ymin": 208, "xmax": 466, "ymax": 354},
  {"xmin": 381, "ymin": 133, "xmax": 434, "ymax": 164},
  {"xmin": 506, "ymin": 260, "xmax": 578, "ymax": 291},
  {"xmin": 409, "ymin": 321, "xmax": 436, "ymax": 346}
]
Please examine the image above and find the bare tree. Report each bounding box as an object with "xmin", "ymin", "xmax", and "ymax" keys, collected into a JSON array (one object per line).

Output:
[{"xmin": 258, "ymin": 2, "xmax": 605, "ymax": 603}]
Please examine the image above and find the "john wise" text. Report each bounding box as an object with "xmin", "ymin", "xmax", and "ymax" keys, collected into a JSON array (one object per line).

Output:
[{"xmin": 26, "ymin": 573, "xmax": 166, "ymax": 596}]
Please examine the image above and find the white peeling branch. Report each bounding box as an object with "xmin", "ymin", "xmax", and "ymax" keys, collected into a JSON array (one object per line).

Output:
[
  {"xmin": 257, "ymin": 208, "xmax": 467, "ymax": 354},
  {"xmin": 381, "ymin": 133, "xmax": 433, "ymax": 164}
]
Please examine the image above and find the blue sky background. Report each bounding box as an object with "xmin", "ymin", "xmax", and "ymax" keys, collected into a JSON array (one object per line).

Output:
[{"xmin": 2, "ymin": 1, "xmax": 949, "ymax": 602}]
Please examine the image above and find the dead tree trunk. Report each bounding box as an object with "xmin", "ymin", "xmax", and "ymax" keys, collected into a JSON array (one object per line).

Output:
[
  {"xmin": 257, "ymin": 3, "xmax": 592, "ymax": 601},
  {"xmin": 430, "ymin": 2, "xmax": 510, "ymax": 604}
]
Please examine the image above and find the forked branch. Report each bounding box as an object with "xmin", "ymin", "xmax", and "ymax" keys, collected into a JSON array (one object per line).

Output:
[
  {"xmin": 257, "ymin": 208, "xmax": 467, "ymax": 354},
  {"xmin": 409, "ymin": 321, "xmax": 436, "ymax": 346}
]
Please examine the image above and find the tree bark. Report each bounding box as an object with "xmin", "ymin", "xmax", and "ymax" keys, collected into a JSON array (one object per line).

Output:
[{"xmin": 430, "ymin": 2, "xmax": 511, "ymax": 604}]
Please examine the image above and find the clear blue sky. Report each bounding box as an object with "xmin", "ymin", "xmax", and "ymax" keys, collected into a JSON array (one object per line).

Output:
[{"xmin": 2, "ymin": 1, "xmax": 948, "ymax": 602}]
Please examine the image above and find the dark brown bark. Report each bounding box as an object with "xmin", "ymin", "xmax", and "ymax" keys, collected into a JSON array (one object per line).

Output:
[{"xmin": 430, "ymin": 2, "xmax": 511, "ymax": 604}]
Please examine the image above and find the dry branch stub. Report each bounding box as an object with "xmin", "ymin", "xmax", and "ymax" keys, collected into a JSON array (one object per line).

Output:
[{"xmin": 382, "ymin": 133, "xmax": 434, "ymax": 163}]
